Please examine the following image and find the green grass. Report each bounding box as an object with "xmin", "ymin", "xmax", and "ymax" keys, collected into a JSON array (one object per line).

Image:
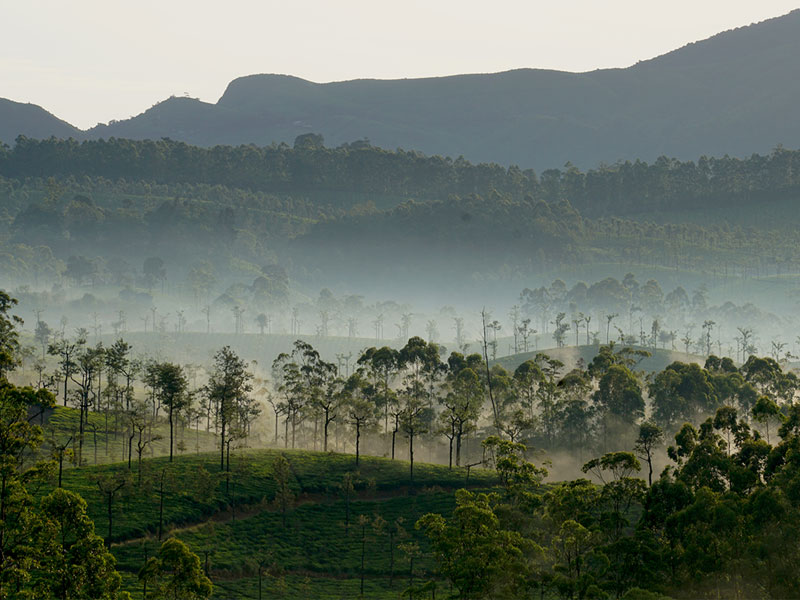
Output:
[
  {"xmin": 46, "ymin": 448, "xmax": 498, "ymax": 598},
  {"xmin": 41, "ymin": 405, "xmax": 219, "ymax": 466}
]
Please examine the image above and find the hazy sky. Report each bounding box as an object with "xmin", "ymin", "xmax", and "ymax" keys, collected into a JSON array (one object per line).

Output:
[{"xmin": 3, "ymin": 1, "xmax": 798, "ymax": 129}]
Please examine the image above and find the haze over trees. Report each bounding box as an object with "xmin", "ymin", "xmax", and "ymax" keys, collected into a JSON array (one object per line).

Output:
[{"xmin": 2, "ymin": 13, "xmax": 800, "ymax": 591}]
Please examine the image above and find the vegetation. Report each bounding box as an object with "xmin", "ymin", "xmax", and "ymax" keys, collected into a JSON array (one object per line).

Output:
[{"xmin": 2, "ymin": 95, "xmax": 800, "ymax": 597}]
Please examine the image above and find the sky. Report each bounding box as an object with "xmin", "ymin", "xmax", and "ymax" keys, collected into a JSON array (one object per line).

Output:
[{"xmin": 2, "ymin": 1, "xmax": 799, "ymax": 129}]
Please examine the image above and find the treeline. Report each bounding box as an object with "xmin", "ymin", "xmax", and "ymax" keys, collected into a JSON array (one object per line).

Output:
[
  {"xmin": 2, "ymin": 136, "xmax": 800, "ymax": 217},
  {"xmin": 4, "ymin": 140, "xmax": 800, "ymax": 286}
]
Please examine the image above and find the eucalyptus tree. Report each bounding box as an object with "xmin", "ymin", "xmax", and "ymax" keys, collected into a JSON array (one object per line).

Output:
[
  {"xmin": 633, "ymin": 421, "xmax": 664, "ymax": 485},
  {"xmin": 314, "ymin": 359, "xmax": 341, "ymax": 452},
  {"xmin": 357, "ymin": 346, "xmax": 400, "ymax": 436},
  {"xmin": 556, "ymin": 368, "xmax": 594, "ymax": 459},
  {"xmin": 513, "ymin": 359, "xmax": 544, "ymax": 422},
  {"xmin": 105, "ymin": 338, "xmax": 137, "ymax": 412},
  {"xmin": 271, "ymin": 351, "xmax": 305, "ymax": 449},
  {"xmin": 345, "ymin": 372, "xmax": 379, "ymax": 466},
  {"xmin": 534, "ymin": 353, "xmax": 564, "ymax": 450},
  {"xmin": 291, "ymin": 340, "xmax": 337, "ymax": 450},
  {"xmin": 153, "ymin": 362, "xmax": 190, "ymax": 462},
  {"xmin": 206, "ymin": 346, "xmax": 253, "ymax": 471},
  {"xmin": 399, "ymin": 393, "xmax": 428, "ymax": 487},
  {"xmin": 439, "ymin": 364, "xmax": 483, "ymax": 467},
  {"xmin": 33, "ymin": 319, "xmax": 52, "ymax": 360},
  {"xmin": 69, "ymin": 340, "xmax": 104, "ymax": 466},
  {"xmin": 593, "ymin": 364, "xmax": 644, "ymax": 450},
  {"xmin": 399, "ymin": 337, "xmax": 441, "ymax": 464},
  {"xmin": 48, "ymin": 335, "xmax": 81, "ymax": 406}
]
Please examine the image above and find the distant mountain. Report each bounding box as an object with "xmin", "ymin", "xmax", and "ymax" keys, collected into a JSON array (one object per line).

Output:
[
  {"xmin": 3, "ymin": 10, "xmax": 800, "ymax": 168},
  {"xmin": 0, "ymin": 98, "xmax": 81, "ymax": 146}
]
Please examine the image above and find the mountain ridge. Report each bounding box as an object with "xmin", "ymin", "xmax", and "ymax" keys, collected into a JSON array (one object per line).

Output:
[{"xmin": 2, "ymin": 9, "xmax": 799, "ymax": 168}]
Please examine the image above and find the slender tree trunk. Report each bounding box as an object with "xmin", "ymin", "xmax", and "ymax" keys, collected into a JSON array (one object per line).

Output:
[
  {"xmin": 355, "ymin": 422, "xmax": 361, "ymax": 466},
  {"xmin": 169, "ymin": 405, "xmax": 174, "ymax": 462},
  {"xmin": 409, "ymin": 431, "xmax": 414, "ymax": 487},
  {"xmin": 391, "ymin": 414, "xmax": 398, "ymax": 460},
  {"xmin": 220, "ymin": 415, "xmax": 226, "ymax": 471},
  {"xmin": 446, "ymin": 433, "xmax": 452, "ymax": 469},
  {"xmin": 128, "ymin": 431, "xmax": 134, "ymax": 469},
  {"xmin": 324, "ymin": 411, "xmax": 329, "ymax": 452}
]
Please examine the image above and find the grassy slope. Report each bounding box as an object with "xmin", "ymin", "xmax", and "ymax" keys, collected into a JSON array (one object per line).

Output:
[
  {"xmin": 42, "ymin": 405, "xmax": 220, "ymax": 465},
  {"xmin": 51, "ymin": 449, "xmax": 497, "ymax": 599}
]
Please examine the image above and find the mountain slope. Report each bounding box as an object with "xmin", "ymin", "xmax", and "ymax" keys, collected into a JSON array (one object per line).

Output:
[
  {"xmin": 0, "ymin": 98, "xmax": 81, "ymax": 145},
  {"xmin": 3, "ymin": 10, "xmax": 800, "ymax": 168}
]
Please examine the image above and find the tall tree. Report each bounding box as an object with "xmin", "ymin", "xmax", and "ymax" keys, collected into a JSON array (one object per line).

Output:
[
  {"xmin": 206, "ymin": 347, "xmax": 253, "ymax": 471},
  {"xmin": 153, "ymin": 362, "xmax": 189, "ymax": 462}
]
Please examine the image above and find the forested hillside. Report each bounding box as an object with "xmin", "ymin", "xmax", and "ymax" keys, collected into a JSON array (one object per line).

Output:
[
  {"xmin": 4, "ymin": 136, "xmax": 800, "ymax": 219},
  {"xmin": 2, "ymin": 137, "xmax": 800, "ymax": 291}
]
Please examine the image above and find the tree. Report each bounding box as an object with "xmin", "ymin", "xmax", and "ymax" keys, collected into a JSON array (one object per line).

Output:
[
  {"xmin": 399, "ymin": 396, "xmax": 428, "ymax": 488},
  {"xmin": 417, "ymin": 489, "xmax": 532, "ymax": 599},
  {"xmin": 206, "ymin": 347, "xmax": 253, "ymax": 471},
  {"xmin": 139, "ymin": 538, "xmax": 212, "ymax": 599},
  {"xmin": 0, "ymin": 291, "xmax": 22, "ymax": 377},
  {"xmin": 272, "ymin": 455, "xmax": 294, "ymax": 527},
  {"xmin": 752, "ymin": 395, "xmax": 782, "ymax": 444},
  {"xmin": 37, "ymin": 488, "xmax": 127, "ymax": 599},
  {"xmin": 69, "ymin": 341, "xmax": 104, "ymax": 467},
  {"xmin": 129, "ymin": 401, "xmax": 161, "ymax": 485},
  {"xmin": 480, "ymin": 311, "xmax": 502, "ymax": 434},
  {"xmin": 649, "ymin": 362, "xmax": 716, "ymax": 432},
  {"xmin": 357, "ymin": 346, "xmax": 400, "ymax": 452},
  {"xmin": 594, "ymin": 364, "xmax": 644, "ymax": 449},
  {"xmin": 582, "ymin": 452, "xmax": 646, "ymax": 544},
  {"xmin": 441, "ymin": 366, "xmax": 483, "ymax": 467},
  {"xmin": 153, "ymin": 362, "xmax": 189, "ymax": 462},
  {"xmin": 0, "ymin": 378, "xmax": 56, "ymax": 595},
  {"xmin": 95, "ymin": 471, "xmax": 131, "ymax": 545},
  {"xmin": 345, "ymin": 374, "xmax": 378, "ymax": 467},
  {"xmin": 313, "ymin": 358, "xmax": 340, "ymax": 453},
  {"xmin": 34, "ymin": 319, "xmax": 52, "ymax": 360},
  {"xmin": 634, "ymin": 422, "xmax": 664, "ymax": 486},
  {"xmin": 48, "ymin": 336, "xmax": 81, "ymax": 407}
]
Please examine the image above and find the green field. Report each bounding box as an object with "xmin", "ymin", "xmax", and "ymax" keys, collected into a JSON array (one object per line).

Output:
[{"xmin": 51, "ymin": 448, "xmax": 498, "ymax": 598}]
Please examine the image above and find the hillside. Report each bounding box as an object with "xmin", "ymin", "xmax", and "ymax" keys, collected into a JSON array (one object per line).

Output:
[
  {"xmin": 3, "ymin": 11, "xmax": 800, "ymax": 168},
  {"xmin": 0, "ymin": 98, "xmax": 81, "ymax": 144},
  {"xmin": 51, "ymin": 449, "xmax": 498, "ymax": 598}
]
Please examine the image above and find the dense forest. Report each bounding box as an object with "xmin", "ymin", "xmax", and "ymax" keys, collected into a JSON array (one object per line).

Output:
[
  {"xmin": 3, "ymin": 136, "xmax": 800, "ymax": 218},
  {"xmin": 2, "ymin": 137, "xmax": 800, "ymax": 295}
]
